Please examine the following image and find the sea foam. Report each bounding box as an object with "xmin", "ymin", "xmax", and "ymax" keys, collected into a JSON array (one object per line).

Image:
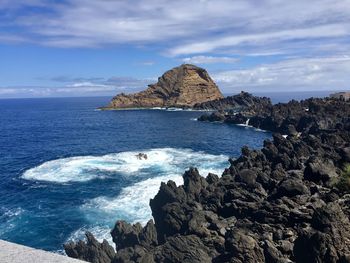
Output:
[{"xmin": 22, "ymin": 148, "xmax": 228, "ymax": 183}]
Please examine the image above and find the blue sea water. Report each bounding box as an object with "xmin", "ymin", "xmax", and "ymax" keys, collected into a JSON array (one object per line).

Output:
[{"xmin": 0, "ymin": 96, "xmax": 274, "ymax": 252}]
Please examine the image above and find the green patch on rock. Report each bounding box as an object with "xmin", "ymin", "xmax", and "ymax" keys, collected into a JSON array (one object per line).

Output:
[{"xmin": 333, "ymin": 163, "xmax": 350, "ymax": 194}]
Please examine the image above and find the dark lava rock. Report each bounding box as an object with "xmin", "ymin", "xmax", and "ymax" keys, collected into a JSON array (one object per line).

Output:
[
  {"xmin": 111, "ymin": 220, "xmax": 157, "ymax": 250},
  {"xmin": 275, "ymin": 178, "xmax": 310, "ymax": 197},
  {"xmin": 304, "ymin": 156, "xmax": 339, "ymax": 184},
  {"xmin": 64, "ymin": 232, "xmax": 115, "ymax": 263},
  {"xmin": 65, "ymin": 95, "xmax": 350, "ymax": 263},
  {"xmin": 194, "ymin": 91, "xmax": 271, "ymax": 111},
  {"xmin": 236, "ymin": 169, "xmax": 257, "ymax": 186},
  {"xmin": 294, "ymin": 203, "xmax": 350, "ymax": 263},
  {"xmin": 199, "ymin": 95, "xmax": 350, "ymax": 136},
  {"xmin": 224, "ymin": 229, "xmax": 265, "ymax": 263},
  {"xmin": 153, "ymin": 235, "xmax": 213, "ymax": 263},
  {"xmin": 198, "ymin": 111, "xmax": 225, "ymax": 122}
]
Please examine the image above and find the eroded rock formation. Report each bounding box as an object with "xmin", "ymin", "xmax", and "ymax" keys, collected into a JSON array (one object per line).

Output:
[{"xmin": 104, "ymin": 64, "xmax": 224, "ymax": 109}]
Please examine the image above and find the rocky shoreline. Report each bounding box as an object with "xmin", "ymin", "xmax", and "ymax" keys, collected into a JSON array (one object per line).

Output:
[
  {"xmin": 199, "ymin": 96, "xmax": 349, "ymax": 135},
  {"xmin": 65, "ymin": 95, "xmax": 350, "ymax": 263}
]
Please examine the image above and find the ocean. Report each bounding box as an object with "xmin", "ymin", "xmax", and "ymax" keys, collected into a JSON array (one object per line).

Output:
[{"xmin": 0, "ymin": 91, "xmax": 330, "ymax": 252}]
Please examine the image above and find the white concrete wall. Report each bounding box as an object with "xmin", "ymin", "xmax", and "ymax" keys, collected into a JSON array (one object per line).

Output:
[{"xmin": 0, "ymin": 240, "xmax": 86, "ymax": 263}]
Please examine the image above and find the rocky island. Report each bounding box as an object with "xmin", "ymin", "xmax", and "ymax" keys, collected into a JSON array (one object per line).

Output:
[
  {"xmin": 102, "ymin": 64, "xmax": 270, "ymax": 112},
  {"xmin": 103, "ymin": 64, "xmax": 224, "ymax": 109}
]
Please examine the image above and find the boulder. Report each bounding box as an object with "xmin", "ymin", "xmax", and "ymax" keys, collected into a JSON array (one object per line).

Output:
[
  {"xmin": 153, "ymin": 235, "xmax": 213, "ymax": 263},
  {"xmin": 294, "ymin": 203, "xmax": 350, "ymax": 263},
  {"xmin": 275, "ymin": 178, "xmax": 310, "ymax": 198},
  {"xmin": 304, "ymin": 156, "xmax": 339, "ymax": 184},
  {"xmin": 225, "ymin": 229, "xmax": 265, "ymax": 263}
]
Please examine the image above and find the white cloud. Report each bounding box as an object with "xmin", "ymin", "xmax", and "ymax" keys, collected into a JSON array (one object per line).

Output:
[
  {"xmin": 0, "ymin": 34, "xmax": 28, "ymax": 43},
  {"xmin": 1, "ymin": 56, "xmax": 349, "ymax": 98},
  {"xmin": 137, "ymin": 61, "xmax": 155, "ymax": 66},
  {"xmin": 182, "ymin": 55, "xmax": 238, "ymax": 64},
  {"xmin": 0, "ymin": 76, "xmax": 152, "ymax": 98},
  {"xmin": 169, "ymin": 24, "xmax": 349, "ymax": 56},
  {"xmin": 67, "ymin": 82, "xmax": 111, "ymax": 88},
  {"xmin": 1, "ymin": 0, "xmax": 349, "ymax": 58},
  {"xmin": 1, "ymin": 0, "xmax": 350, "ymax": 96},
  {"xmin": 212, "ymin": 55, "xmax": 350, "ymax": 93}
]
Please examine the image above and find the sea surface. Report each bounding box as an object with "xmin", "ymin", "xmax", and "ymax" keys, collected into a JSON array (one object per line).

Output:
[{"xmin": 0, "ymin": 92, "xmax": 328, "ymax": 252}]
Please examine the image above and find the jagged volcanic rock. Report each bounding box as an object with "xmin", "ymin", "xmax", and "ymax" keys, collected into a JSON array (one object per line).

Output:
[
  {"xmin": 199, "ymin": 96, "xmax": 350, "ymax": 135},
  {"xmin": 64, "ymin": 232, "xmax": 115, "ymax": 263},
  {"xmin": 104, "ymin": 64, "xmax": 223, "ymax": 109},
  {"xmin": 65, "ymin": 97, "xmax": 350, "ymax": 263},
  {"xmin": 194, "ymin": 91, "xmax": 271, "ymax": 111}
]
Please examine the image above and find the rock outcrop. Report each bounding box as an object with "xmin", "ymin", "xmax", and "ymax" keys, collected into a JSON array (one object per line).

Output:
[
  {"xmin": 104, "ymin": 64, "xmax": 224, "ymax": 109},
  {"xmin": 330, "ymin": 91, "xmax": 350, "ymax": 101},
  {"xmin": 199, "ymin": 96, "xmax": 350, "ymax": 135},
  {"xmin": 66, "ymin": 97, "xmax": 350, "ymax": 263},
  {"xmin": 194, "ymin": 91, "xmax": 271, "ymax": 112}
]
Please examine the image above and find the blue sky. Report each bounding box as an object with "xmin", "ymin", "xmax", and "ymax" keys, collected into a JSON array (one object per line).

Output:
[{"xmin": 0, "ymin": 0, "xmax": 350, "ymax": 98}]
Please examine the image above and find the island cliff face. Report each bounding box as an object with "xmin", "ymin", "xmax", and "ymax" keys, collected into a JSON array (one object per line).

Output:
[{"xmin": 105, "ymin": 64, "xmax": 224, "ymax": 109}]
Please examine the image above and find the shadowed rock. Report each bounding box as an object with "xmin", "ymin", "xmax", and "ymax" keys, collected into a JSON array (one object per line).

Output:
[{"xmin": 64, "ymin": 232, "xmax": 115, "ymax": 263}]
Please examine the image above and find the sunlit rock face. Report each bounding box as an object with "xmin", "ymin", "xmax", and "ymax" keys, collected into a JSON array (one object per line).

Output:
[{"xmin": 107, "ymin": 64, "xmax": 224, "ymax": 109}]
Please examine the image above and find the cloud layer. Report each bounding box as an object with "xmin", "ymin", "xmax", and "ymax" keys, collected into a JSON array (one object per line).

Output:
[
  {"xmin": 1, "ymin": 0, "xmax": 349, "ymax": 55},
  {"xmin": 182, "ymin": 56, "xmax": 238, "ymax": 64},
  {"xmin": 212, "ymin": 56, "xmax": 350, "ymax": 93},
  {"xmin": 0, "ymin": 76, "xmax": 152, "ymax": 98},
  {"xmin": 0, "ymin": 0, "xmax": 350, "ymax": 96}
]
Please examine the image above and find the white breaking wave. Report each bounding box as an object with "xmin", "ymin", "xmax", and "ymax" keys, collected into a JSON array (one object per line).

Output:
[
  {"xmin": 79, "ymin": 155, "xmax": 226, "ymax": 238},
  {"xmin": 69, "ymin": 175, "xmax": 184, "ymax": 247},
  {"xmin": 237, "ymin": 118, "xmax": 251, "ymax": 127},
  {"xmin": 67, "ymin": 225, "xmax": 114, "ymax": 247},
  {"xmin": 82, "ymin": 174, "xmax": 184, "ymax": 225},
  {"xmin": 81, "ymin": 148, "xmax": 227, "ymax": 225},
  {"xmin": 22, "ymin": 148, "xmax": 228, "ymax": 183},
  {"xmin": 235, "ymin": 119, "xmax": 269, "ymax": 133}
]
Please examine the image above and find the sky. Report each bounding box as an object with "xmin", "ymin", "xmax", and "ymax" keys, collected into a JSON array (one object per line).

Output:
[{"xmin": 0, "ymin": 0, "xmax": 350, "ymax": 98}]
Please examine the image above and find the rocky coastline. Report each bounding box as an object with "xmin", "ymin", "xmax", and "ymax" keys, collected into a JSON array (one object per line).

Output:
[
  {"xmin": 199, "ymin": 96, "xmax": 349, "ymax": 135},
  {"xmin": 65, "ymin": 95, "xmax": 350, "ymax": 263}
]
